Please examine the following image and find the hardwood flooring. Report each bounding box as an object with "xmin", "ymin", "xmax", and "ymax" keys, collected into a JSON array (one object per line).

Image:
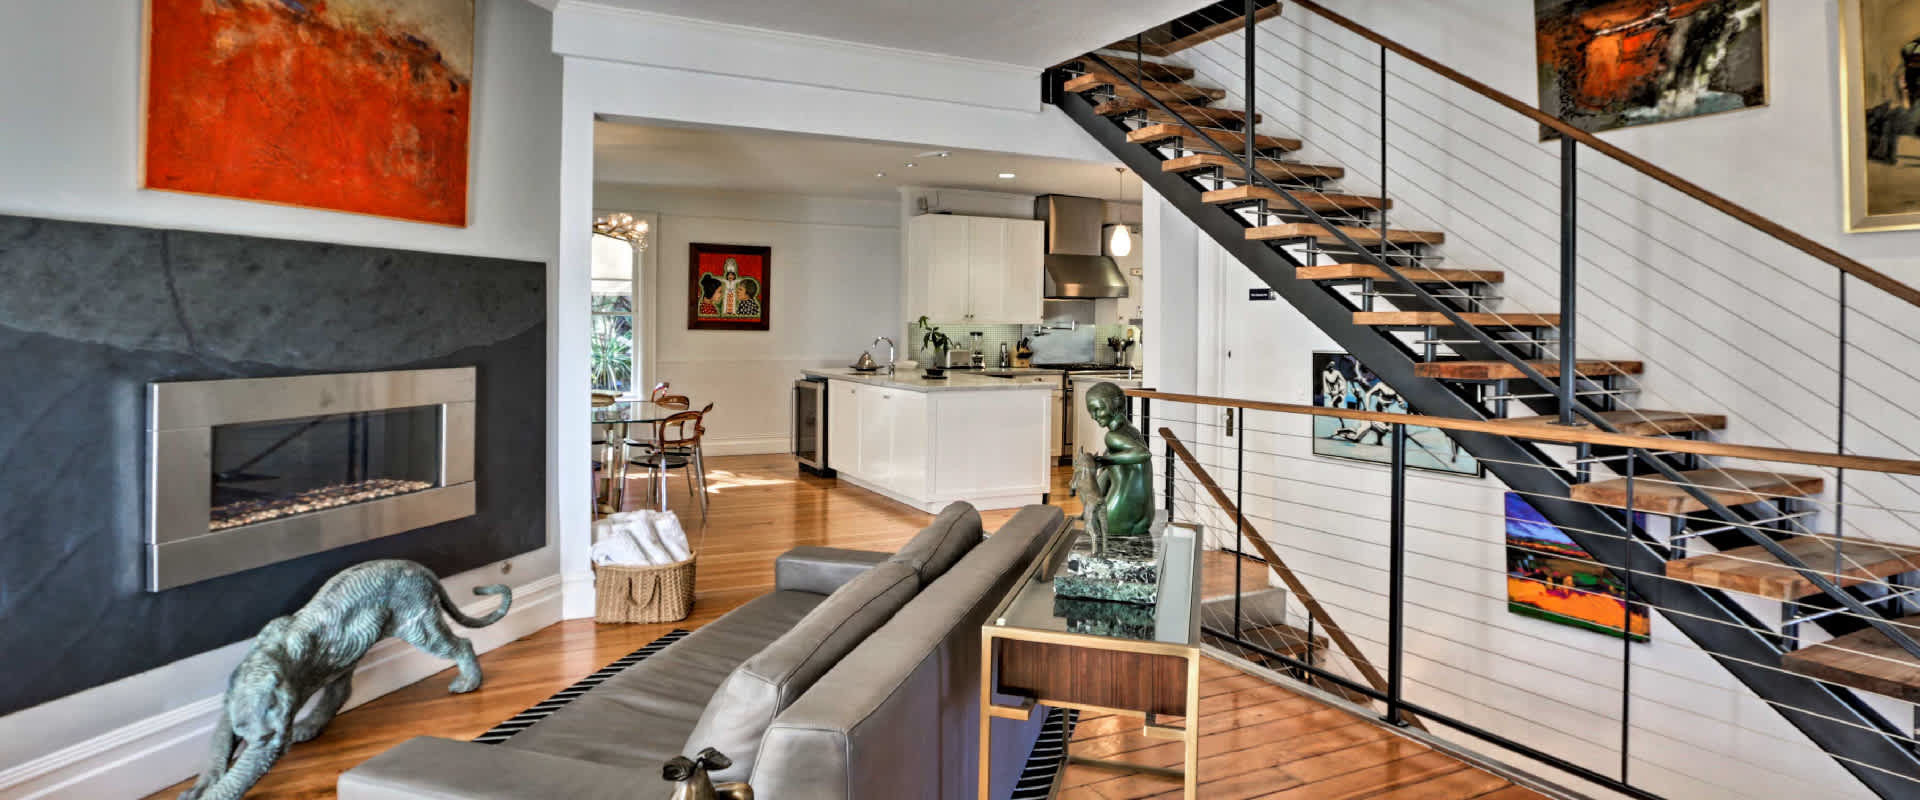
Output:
[{"xmin": 143, "ymin": 454, "xmax": 1546, "ymax": 800}]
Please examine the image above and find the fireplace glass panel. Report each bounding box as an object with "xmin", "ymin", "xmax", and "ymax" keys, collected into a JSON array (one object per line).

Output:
[{"xmin": 210, "ymin": 406, "xmax": 442, "ymax": 531}]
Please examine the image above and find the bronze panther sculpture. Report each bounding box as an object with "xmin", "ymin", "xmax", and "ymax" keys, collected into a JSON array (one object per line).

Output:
[{"xmin": 180, "ymin": 560, "xmax": 511, "ymax": 800}]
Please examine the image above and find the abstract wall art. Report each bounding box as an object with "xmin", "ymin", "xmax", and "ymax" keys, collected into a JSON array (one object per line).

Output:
[
  {"xmin": 1535, "ymin": 0, "xmax": 1767, "ymax": 138},
  {"xmin": 1840, "ymin": 0, "xmax": 1920, "ymax": 232},
  {"xmin": 688, "ymin": 243, "xmax": 772, "ymax": 331},
  {"xmin": 1505, "ymin": 492, "xmax": 1650, "ymax": 641},
  {"xmin": 1310, "ymin": 352, "xmax": 1481, "ymax": 477},
  {"xmin": 142, "ymin": 0, "xmax": 475, "ymax": 225}
]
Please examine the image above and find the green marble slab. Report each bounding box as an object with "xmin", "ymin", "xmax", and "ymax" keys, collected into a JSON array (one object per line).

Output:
[
  {"xmin": 1053, "ymin": 594, "xmax": 1157, "ymax": 639},
  {"xmin": 1051, "ymin": 517, "xmax": 1170, "ymax": 605}
]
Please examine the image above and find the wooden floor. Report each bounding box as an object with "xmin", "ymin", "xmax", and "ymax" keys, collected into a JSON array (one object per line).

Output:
[{"xmin": 145, "ymin": 454, "xmax": 1545, "ymax": 800}]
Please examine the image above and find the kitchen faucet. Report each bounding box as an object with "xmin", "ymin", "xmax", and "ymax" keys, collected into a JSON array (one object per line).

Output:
[{"xmin": 873, "ymin": 336, "xmax": 896, "ymax": 375}]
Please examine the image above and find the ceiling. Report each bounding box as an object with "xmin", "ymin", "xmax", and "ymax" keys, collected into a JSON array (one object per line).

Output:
[
  {"xmin": 595, "ymin": 119, "xmax": 1142, "ymax": 202},
  {"xmin": 557, "ymin": 0, "xmax": 1204, "ymax": 68}
]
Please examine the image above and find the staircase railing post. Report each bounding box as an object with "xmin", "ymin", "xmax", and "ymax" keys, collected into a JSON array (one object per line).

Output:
[
  {"xmin": 1244, "ymin": 0, "xmax": 1257, "ymax": 186},
  {"xmin": 1378, "ymin": 45, "xmax": 1389, "ymax": 259},
  {"xmin": 1620, "ymin": 455, "xmax": 1636, "ymax": 784},
  {"xmin": 1385, "ymin": 421, "xmax": 1408, "ymax": 727},
  {"xmin": 1836, "ymin": 274, "xmax": 1847, "ymax": 575},
  {"xmin": 1234, "ymin": 406, "xmax": 1246, "ymax": 639},
  {"xmin": 1557, "ymin": 137, "xmax": 1579, "ymax": 425}
]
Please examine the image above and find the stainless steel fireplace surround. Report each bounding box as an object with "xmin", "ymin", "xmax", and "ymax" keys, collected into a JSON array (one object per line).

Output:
[{"xmin": 146, "ymin": 368, "xmax": 477, "ymax": 591}]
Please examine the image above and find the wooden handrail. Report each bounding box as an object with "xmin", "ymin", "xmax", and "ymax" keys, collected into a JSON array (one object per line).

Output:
[
  {"xmin": 1159, "ymin": 427, "xmax": 1425, "ymax": 730},
  {"xmin": 1129, "ymin": 389, "xmax": 1920, "ymax": 477},
  {"xmin": 1285, "ymin": 0, "xmax": 1920, "ymax": 312}
]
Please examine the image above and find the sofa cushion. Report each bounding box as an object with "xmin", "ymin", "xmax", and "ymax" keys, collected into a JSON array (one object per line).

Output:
[
  {"xmin": 684, "ymin": 561, "xmax": 921, "ymax": 782},
  {"xmin": 503, "ymin": 589, "xmax": 827, "ymax": 769},
  {"xmin": 886, "ymin": 502, "xmax": 984, "ymax": 586}
]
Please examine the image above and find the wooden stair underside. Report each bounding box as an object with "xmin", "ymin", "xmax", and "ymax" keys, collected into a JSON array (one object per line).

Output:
[
  {"xmin": 1248, "ymin": 222, "xmax": 1445, "ymax": 246},
  {"xmin": 1414, "ymin": 359, "xmax": 1643, "ymax": 381},
  {"xmin": 1106, "ymin": 3, "xmax": 1284, "ymax": 56},
  {"xmin": 1095, "ymin": 97, "xmax": 1262, "ymax": 127},
  {"xmin": 1570, "ymin": 468, "xmax": 1825, "ymax": 515},
  {"xmin": 1352, "ymin": 310, "xmax": 1560, "ymax": 328},
  {"xmin": 1206, "ymin": 185, "xmax": 1389, "ymax": 214},
  {"xmin": 1130, "ymin": 123, "xmax": 1302, "ymax": 154},
  {"xmin": 1667, "ymin": 534, "xmax": 1920, "ymax": 600},
  {"xmin": 1163, "ymin": 152, "xmax": 1345, "ymax": 182},
  {"xmin": 1503, "ymin": 409, "xmax": 1726, "ymax": 436},
  {"xmin": 1064, "ymin": 56, "xmax": 1195, "ymax": 82},
  {"xmin": 1782, "ymin": 614, "xmax": 1920, "ymax": 703},
  {"xmin": 1063, "ymin": 72, "xmax": 1225, "ymax": 103},
  {"xmin": 1296, "ymin": 263, "xmax": 1502, "ymax": 284}
]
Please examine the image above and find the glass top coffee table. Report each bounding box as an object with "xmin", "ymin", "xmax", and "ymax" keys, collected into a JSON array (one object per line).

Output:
[{"xmin": 977, "ymin": 515, "xmax": 1204, "ymax": 798}]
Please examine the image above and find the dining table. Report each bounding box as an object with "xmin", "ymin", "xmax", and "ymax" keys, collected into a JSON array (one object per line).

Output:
[{"xmin": 592, "ymin": 400, "xmax": 689, "ymax": 514}]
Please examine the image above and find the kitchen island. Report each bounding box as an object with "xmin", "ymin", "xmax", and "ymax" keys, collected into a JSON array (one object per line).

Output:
[{"xmin": 803, "ymin": 368, "xmax": 1055, "ymax": 512}]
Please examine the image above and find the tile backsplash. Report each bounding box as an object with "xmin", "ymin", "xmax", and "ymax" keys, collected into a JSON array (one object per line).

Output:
[{"xmin": 898, "ymin": 317, "xmax": 1142, "ymax": 368}]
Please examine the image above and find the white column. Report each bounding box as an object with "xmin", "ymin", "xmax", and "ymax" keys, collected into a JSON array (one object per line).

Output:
[{"xmin": 555, "ymin": 58, "xmax": 597, "ymax": 619}]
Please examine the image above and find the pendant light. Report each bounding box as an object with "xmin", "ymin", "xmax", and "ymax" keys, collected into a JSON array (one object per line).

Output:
[{"xmin": 1108, "ymin": 167, "xmax": 1134, "ymax": 257}]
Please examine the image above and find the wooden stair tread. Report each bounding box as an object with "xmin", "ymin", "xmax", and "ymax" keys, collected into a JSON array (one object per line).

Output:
[
  {"xmin": 1063, "ymin": 72, "xmax": 1225, "ymax": 103},
  {"xmin": 1205, "ymin": 185, "xmax": 1389, "ymax": 213},
  {"xmin": 1095, "ymin": 97, "xmax": 1262, "ymax": 126},
  {"xmin": 1667, "ymin": 534, "xmax": 1920, "ymax": 600},
  {"xmin": 1128, "ymin": 123, "xmax": 1301, "ymax": 153},
  {"xmin": 1569, "ymin": 468, "xmax": 1825, "ymax": 515},
  {"xmin": 1163, "ymin": 152, "xmax": 1345, "ymax": 182},
  {"xmin": 1503, "ymin": 409, "xmax": 1726, "ymax": 436},
  {"xmin": 1247, "ymin": 222, "xmax": 1445, "ymax": 246},
  {"xmin": 1414, "ymin": 359, "xmax": 1643, "ymax": 381},
  {"xmin": 1782, "ymin": 614, "xmax": 1920, "ymax": 702},
  {"xmin": 1064, "ymin": 56, "xmax": 1195, "ymax": 82},
  {"xmin": 1296, "ymin": 264, "xmax": 1502, "ymax": 284},
  {"xmin": 1353, "ymin": 311, "xmax": 1560, "ymax": 327},
  {"xmin": 1107, "ymin": 3, "xmax": 1283, "ymax": 56}
]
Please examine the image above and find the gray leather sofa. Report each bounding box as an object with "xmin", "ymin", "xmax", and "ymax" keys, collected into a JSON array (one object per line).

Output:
[{"xmin": 339, "ymin": 502, "xmax": 1065, "ymax": 800}]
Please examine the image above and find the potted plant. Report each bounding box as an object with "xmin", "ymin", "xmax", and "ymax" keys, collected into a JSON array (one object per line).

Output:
[{"xmin": 916, "ymin": 316, "xmax": 952, "ymax": 363}]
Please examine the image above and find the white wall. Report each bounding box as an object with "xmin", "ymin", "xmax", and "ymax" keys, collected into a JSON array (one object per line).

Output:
[
  {"xmin": 1161, "ymin": 2, "xmax": 1920, "ymax": 798},
  {"xmin": 596, "ymin": 185, "xmax": 901, "ymax": 454},
  {"xmin": 0, "ymin": 2, "xmax": 564, "ymax": 796}
]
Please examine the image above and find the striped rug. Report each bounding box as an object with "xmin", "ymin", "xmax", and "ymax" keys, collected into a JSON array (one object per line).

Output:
[{"xmin": 472, "ymin": 628, "xmax": 691, "ymax": 744}]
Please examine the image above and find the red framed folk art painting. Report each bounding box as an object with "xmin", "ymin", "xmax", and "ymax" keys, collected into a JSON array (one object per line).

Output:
[
  {"xmin": 141, "ymin": 0, "xmax": 475, "ymax": 226},
  {"xmin": 688, "ymin": 244, "xmax": 772, "ymax": 331}
]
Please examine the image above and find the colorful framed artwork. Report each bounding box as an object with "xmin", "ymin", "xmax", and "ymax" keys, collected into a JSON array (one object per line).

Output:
[
  {"xmin": 1840, "ymin": 0, "xmax": 1920, "ymax": 232},
  {"xmin": 688, "ymin": 244, "xmax": 772, "ymax": 331},
  {"xmin": 1506, "ymin": 492, "xmax": 1650, "ymax": 641},
  {"xmin": 1534, "ymin": 0, "xmax": 1767, "ymax": 139},
  {"xmin": 142, "ymin": 0, "xmax": 475, "ymax": 225},
  {"xmin": 1310, "ymin": 352, "xmax": 1482, "ymax": 478}
]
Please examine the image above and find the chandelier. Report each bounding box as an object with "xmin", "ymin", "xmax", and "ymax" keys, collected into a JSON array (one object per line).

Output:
[{"xmin": 594, "ymin": 212, "xmax": 650, "ymax": 250}]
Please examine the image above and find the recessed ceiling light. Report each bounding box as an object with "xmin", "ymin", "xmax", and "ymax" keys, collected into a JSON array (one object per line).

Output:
[
  {"xmin": 998, "ymin": 172, "xmax": 1017, "ymax": 179},
  {"xmin": 875, "ymin": 171, "xmax": 886, "ymax": 177},
  {"xmin": 905, "ymin": 162, "xmax": 917, "ymax": 168},
  {"xmin": 936, "ymin": 152, "xmax": 951, "ymax": 158}
]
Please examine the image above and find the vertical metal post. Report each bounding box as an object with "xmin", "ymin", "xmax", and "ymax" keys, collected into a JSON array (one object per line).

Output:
[
  {"xmin": 1234, "ymin": 406, "xmax": 1247, "ymax": 639},
  {"xmin": 1556, "ymin": 137, "xmax": 1579, "ymax": 425},
  {"xmin": 1385, "ymin": 422, "xmax": 1408, "ymax": 727},
  {"xmin": 1620, "ymin": 454, "xmax": 1636, "ymax": 784},
  {"xmin": 1377, "ymin": 46, "xmax": 1389, "ymax": 259},
  {"xmin": 1163, "ymin": 438, "xmax": 1176, "ymax": 516},
  {"xmin": 1244, "ymin": 0, "xmax": 1258, "ymax": 187},
  {"xmin": 1836, "ymin": 274, "xmax": 1847, "ymax": 575}
]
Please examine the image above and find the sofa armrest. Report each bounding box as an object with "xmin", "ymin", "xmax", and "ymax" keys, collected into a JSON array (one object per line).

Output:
[
  {"xmin": 775, "ymin": 546, "xmax": 891, "ymax": 595},
  {"xmin": 338, "ymin": 736, "xmax": 665, "ymax": 800}
]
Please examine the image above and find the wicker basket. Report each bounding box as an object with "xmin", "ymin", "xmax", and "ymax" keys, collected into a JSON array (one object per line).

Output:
[{"xmin": 593, "ymin": 554, "xmax": 696, "ymax": 624}]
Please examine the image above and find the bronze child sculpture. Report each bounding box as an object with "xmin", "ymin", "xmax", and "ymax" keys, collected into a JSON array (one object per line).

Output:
[
  {"xmin": 1081, "ymin": 381, "xmax": 1153, "ymax": 539},
  {"xmin": 180, "ymin": 560, "xmax": 512, "ymax": 800}
]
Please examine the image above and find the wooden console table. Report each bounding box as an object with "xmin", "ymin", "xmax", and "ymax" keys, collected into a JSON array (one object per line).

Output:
[{"xmin": 978, "ymin": 519, "xmax": 1204, "ymax": 798}]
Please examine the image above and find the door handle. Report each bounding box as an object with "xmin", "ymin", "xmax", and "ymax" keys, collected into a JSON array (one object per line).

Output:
[{"xmin": 1225, "ymin": 408, "xmax": 1235, "ymax": 437}]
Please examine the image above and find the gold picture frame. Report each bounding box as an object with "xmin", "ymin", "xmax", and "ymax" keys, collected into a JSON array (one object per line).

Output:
[{"xmin": 1840, "ymin": 0, "xmax": 1920, "ymax": 232}]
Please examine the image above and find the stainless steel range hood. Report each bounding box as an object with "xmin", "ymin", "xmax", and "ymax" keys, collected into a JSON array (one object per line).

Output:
[{"xmin": 1034, "ymin": 194, "xmax": 1129, "ymax": 299}]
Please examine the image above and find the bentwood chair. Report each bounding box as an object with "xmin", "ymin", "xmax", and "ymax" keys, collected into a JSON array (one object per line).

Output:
[{"xmin": 629, "ymin": 407, "xmax": 708, "ymax": 516}]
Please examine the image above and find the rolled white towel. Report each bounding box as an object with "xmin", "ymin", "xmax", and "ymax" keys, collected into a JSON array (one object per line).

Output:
[
  {"xmin": 621, "ymin": 515, "xmax": 675, "ymax": 565},
  {"xmin": 590, "ymin": 528, "xmax": 648, "ymax": 566},
  {"xmin": 651, "ymin": 511, "xmax": 691, "ymax": 561}
]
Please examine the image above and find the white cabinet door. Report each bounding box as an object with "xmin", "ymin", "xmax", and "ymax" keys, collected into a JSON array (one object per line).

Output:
[
  {"xmin": 827, "ymin": 381, "xmax": 860, "ymax": 472},
  {"xmin": 1001, "ymin": 219, "xmax": 1045, "ymax": 324},
  {"xmin": 922, "ymin": 216, "xmax": 972, "ymax": 323},
  {"xmin": 965, "ymin": 218, "xmax": 1007, "ymax": 322},
  {"xmin": 888, "ymin": 390, "xmax": 929, "ymax": 499},
  {"xmin": 857, "ymin": 385, "xmax": 892, "ymax": 484},
  {"xmin": 1050, "ymin": 388, "xmax": 1066, "ymax": 458}
]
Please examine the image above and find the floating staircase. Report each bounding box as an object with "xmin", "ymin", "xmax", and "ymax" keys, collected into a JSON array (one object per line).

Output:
[{"xmin": 1046, "ymin": 4, "xmax": 1920, "ymax": 793}]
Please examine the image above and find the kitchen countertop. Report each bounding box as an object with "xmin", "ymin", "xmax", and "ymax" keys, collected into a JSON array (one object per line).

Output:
[{"xmin": 804, "ymin": 368, "xmax": 1057, "ymax": 392}]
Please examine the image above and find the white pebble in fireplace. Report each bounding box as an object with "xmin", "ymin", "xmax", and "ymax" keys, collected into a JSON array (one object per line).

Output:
[{"xmin": 146, "ymin": 368, "xmax": 477, "ymax": 591}]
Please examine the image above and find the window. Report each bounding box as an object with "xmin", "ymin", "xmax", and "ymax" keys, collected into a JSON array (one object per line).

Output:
[{"xmin": 591, "ymin": 233, "xmax": 637, "ymax": 394}]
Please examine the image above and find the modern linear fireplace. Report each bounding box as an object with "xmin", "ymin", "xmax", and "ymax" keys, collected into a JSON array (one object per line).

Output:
[{"xmin": 146, "ymin": 368, "xmax": 477, "ymax": 591}]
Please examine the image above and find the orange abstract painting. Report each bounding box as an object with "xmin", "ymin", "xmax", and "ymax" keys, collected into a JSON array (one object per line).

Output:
[{"xmin": 142, "ymin": 0, "xmax": 474, "ymax": 225}]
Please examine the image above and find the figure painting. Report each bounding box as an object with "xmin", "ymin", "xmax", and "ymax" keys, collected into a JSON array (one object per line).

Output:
[
  {"xmin": 1506, "ymin": 493, "xmax": 1650, "ymax": 641},
  {"xmin": 143, "ymin": 0, "xmax": 475, "ymax": 225},
  {"xmin": 1535, "ymin": 0, "xmax": 1767, "ymax": 138},
  {"xmin": 1841, "ymin": 0, "xmax": 1920, "ymax": 231},
  {"xmin": 1310, "ymin": 352, "xmax": 1481, "ymax": 477},
  {"xmin": 688, "ymin": 244, "xmax": 771, "ymax": 330}
]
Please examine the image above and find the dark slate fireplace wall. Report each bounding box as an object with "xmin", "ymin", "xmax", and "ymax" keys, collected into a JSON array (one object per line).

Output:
[{"xmin": 0, "ymin": 214, "xmax": 547, "ymax": 715}]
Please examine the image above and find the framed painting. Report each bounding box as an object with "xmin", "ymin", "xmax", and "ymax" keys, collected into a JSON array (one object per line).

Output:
[
  {"xmin": 142, "ymin": 0, "xmax": 475, "ymax": 226},
  {"xmin": 688, "ymin": 244, "xmax": 772, "ymax": 331},
  {"xmin": 1310, "ymin": 352, "xmax": 1482, "ymax": 477},
  {"xmin": 1505, "ymin": 493, "xmax": 1650, "ymax": 641},
  {"xmin": 1535, "ymin": 0, "xmax": 1767, "ymax": 139},
  {"xmin": 1840, "ymin": 0, "xmax": 1920, "ymax": 232}
]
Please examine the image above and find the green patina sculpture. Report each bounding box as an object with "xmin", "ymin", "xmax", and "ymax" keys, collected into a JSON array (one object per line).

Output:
[
  {"xmin": 1080, "ymin": 382, "xmax": 1153, "ymax": 540},
  {"xmin": 180, "ymin": 560, "xmax": 511, "ymax": 800}
]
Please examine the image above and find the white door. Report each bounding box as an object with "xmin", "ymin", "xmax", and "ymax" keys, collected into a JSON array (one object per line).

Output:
[
  {"xmin": 924, "ymin": 216, "xmax": 972, "ymax": 322},
  {"xmin": 966, "ymin": 218, "xmax": 1007, "ymax": 322},
  {"xmin": 827, "ymin": 381, "xmax": 860, "ymax": 472},
  {"xmin": 889, "ymin": 390, "xmax": 929, "ymax": 499},
  {"xmin": 1003, "ymin": 219, "xmax": 1046, "ymax": 324},
  {"xmin": 858, "ymin": 385, "xmax": 892, "ymax": 484}
]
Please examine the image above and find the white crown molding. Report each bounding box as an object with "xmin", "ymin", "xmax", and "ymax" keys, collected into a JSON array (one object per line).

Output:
[{"xmin": 0, "ymin": 575, "xmax": 563, "ymax": 800}]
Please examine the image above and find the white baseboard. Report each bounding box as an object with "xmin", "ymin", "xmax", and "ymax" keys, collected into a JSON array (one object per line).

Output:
[
  {"xmin": 0, "ymin": 575, "xmax": 562, "ymax": 800},
  {"xmin": 699, "ymin": 435, "xmax": 792, "ymax": 457}
]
